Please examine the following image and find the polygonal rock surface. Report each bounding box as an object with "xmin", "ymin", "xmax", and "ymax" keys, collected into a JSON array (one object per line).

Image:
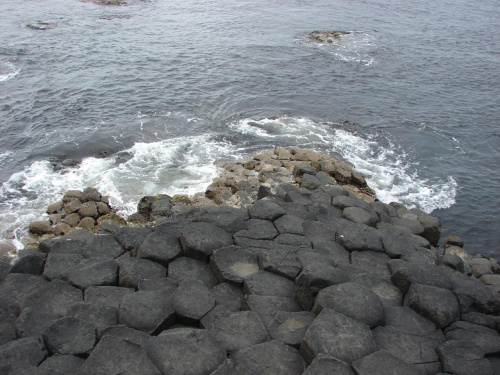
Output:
[
  {"xmin": 145, "ymin": 329, "xmax": 226, "ymax": 375},
  {"xmin": 404, "ymin": 283, "xmax": 460, "ymax": 329},
  {"xmin": 302, "ymin": 354, "xmax": 354, "ymax": 375},
  {"xmin": 138, "ymin": 277, "xmax": 178, "ymax": 294},
  {"xmin": 371, "ymin": 281, "xmax": 403, "ymax": 307},
  {"xmin": 114, "ymin": 226, "xmax": 153, "ymax": 255},
  {"xmin": 234, "ymin": 219, "xmax": 278, "ymax": 240},
  {"xmin": 100, "ymin": 324, "xmax": 151, "ymax": 347},
  {"xmin": 61, "ymin": 258, "xmax": 118, "ymax": 290},
  {"xmin": 258, "ymin": 246, "xmax": 302, "ymax": 280},
  {"xmin": 210, "ymin": 246, "xmax": 260, "ymax": 285},
  {"xmin": 0, "ymin": 273, "xmax": 47, "ymax": 310},
  {"xmin": 209, "ymin": 311, "xmax": 270, "ymax": 353},
  {"xmin": 67, "ymin": 302, "xmax": 117, "ymax": 337},
  {"xmin": 383, "ymin": 306, "xmax": 439, "ymax": 336},
  {"xmin": 0, "ymin": 336, "xmax": 48, "ymax": 368},
  {"xmin": 172, "ymin": 280, "xmax": 216, "ymax": 325},
  {"xmin": 210, "ymin": 282, "xmax": 245, "ymax": 311},
  {"xmin": 444, "ymin": 321, "xmax": 500, "ymax": 355},
  {"xmin": 84, "ymin": 286, "xmax": 134, "ymax": 309},
  {"xmin": 9, "ymin": 248, "xmax": 46, "ymax": 275},
  {"xmin": 179, "ymin": 222, "xmax": 234, "ymax": 261},
  {"xmin": 312, "ymin": 282, "xmax": 384, "ymax": 328},
  {"xmin": 168, "ymin": 257, "xmax": 219, "ymax": 288},
  {"xmin": 350, "ymin": 251, "xmax": 390, "ymax": 278},
  {"xmin": 42, "ymin": 317, "xmax": 97, "ymax": 355},
  {"xmin": 79, "ymin": 335, "xmax": 160, "ymax": 375},
  {"xmin": 230, "ymin": 340, "xmax": 306, "ymax": 375},
  {"xmin": 336, "ymin": 225, "xmax": 383, "ymax": 252},
  {"xmin": 352, "ymin": 350, "xmax": 424, "ymax": 375},
  {"xmin": 437, "ymin": 340, "xmax": 494, "ymax": 375},
  {"xmin": 118, "ymin": 257, "xmax": 166, "ymax": 289},
  {"xmin": 118, "ymin": 291, "xmax": 175, "ymax": 334},
  {"xmin": 242, "ymin": 271, "xmax": 296, "ymax": 298},
  {"xmin": 242, "ymin": 295, "xmax": 302, "ymax": 316},
  {"xmin": 43, "ymin": 253, "xmax": 85, "ymax": 281},
  {"xmin": 274, "ymin": 215, "xmax": 305, "ymax": 235},
  {"xmin": 194, "ymin": 206, "xmax": 249, "ymax": 233},
  {"xmin": 81, "ymin": 234, "xmax": 124, "ymax": 259},
  {"xmin": 136, "ymin": 230, "xmax": 181, "ymax": 266},
  {"xmin": 389, "ymin": 260, "xmax": 452, "ymax": 294},
  {"xmin": 265, "ymin": 311, "xmax": 316, "ymax": 348},
  {"xmin": 210, "ymin": 359, "xmax": 254, "ymax": 375},
  {"xmin": 342, "ymin": 206, "xmax": 378, "ymax": 227},
  {"xmin": 38, "ymin": 354, "xmax": 85, "ymax": 373},
  {"xmin": 300, "ymin": 308, "xmax": 377, "ymax": 364},
  {"xmin": 248, "ymin": 200, "xmax": 286, "ymax": 221}
]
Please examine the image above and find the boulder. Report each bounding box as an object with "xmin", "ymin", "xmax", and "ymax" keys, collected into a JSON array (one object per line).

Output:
[
  {"xmin": 234, "ymin": 219, "xmax": 278, "ymax": 240},
  {"xmin": 274, "ymin": 215, "xmax": 305, "ymax": 235},
  {"xmin": 180, "ymin": 222, "xmax": 234, "ymax": 261},
  {"xmin": 388, "ymin": 260, "xmax": 452, "ymax": 294},
  {"xmin": 118, "ymin": 257, "xmax": 166, "ymax": 289},
  {"xmin": 84, "ymin": 286, "xmax": 134, "ymax": 309},
  {"xmin": 168, "ymin": 256, "xmax": 219, "ymax": 288},
  {"xmin": 29, "ymin": 221, "xmax": 53, "ymax": 235},
  {"xmin": 437, "ymin": 340, "xmax": 494, "ymax": 375},
  {"xmin": 61, "ymin": 258, "xmax": 119, "ymax": 290},
  {"xmin": 242, "ymin": 271, "xmax": 296, "ymax": 298},
  {"xmin": 38, "ymin": 354, "xmax": 85, "ymax": 373},
  {"xmin": 352, "ymin": 350, "xmax": 424, "ymax": 375},
  {"xmin": 350, "ymin": 250, "xmax": 390, "ymax": 278},
  {"xmin": 191, "ymin": 206, "xmax": 249, "ymax": 233},
  {"xmin": 100, "ymin": 324, "xmax": 151, "ymax": 347},
  {"xmin": 42, "ymin": 316, "xmax": 97, "ymax": 355},
  {"xmin": 445, "ymin": 321, "xmax": 500, "ymax": 355},
  {"xmin": 67, "ymin": 302, "xmax": 117, "ymax": 337},
  {"xmin": 0, "ymin": 337, "xmax": 48, "ymax": 370},
  {"xmin": 78, "ymin": 202, "xmax": 98, "ymax": 218},
  {"xmin": 10, "ymin": 248, "xmax": 46, "ymax": 275},
  {"xmin": 371, "ymin": 281, "xmax": 403, "ymax": 307},
  {"xmin": 114, "ymin": 226, "xmax": 153, "ymax": 255},
  {"xmin": 342, "ymin": 206, "xmax": 378, "ymax": 227},
  {"xmin": 210, "ymin": 282, "xmax": 245, "ymax": 311},
  {"xmin": 81, "ymin": 234, "xmax": 124, "ymax": 259},
  {"xmin": 248, "ymin": 199, "xmax": 286, "ymax": 221},
  {"xmin": 210, "ymin": 246, "xmax": 260, "ymax": 285},
  {"xmin": 172, "ymin": 280, "xmax": 216, "ymax": 325},
  {"xmin": 258, "ymin": 246, "xmax": 302, "ymax": 280},
  {"xmin": 43, "ymin": 253, "xmax": 85, "ymax": 281},
  {"xmin": 136, "ymin": 230, "xmax": 181, "ymax": 266},
  {"xmin": 336, "ymin": 225, "xmax": 383, "ymax": 252},
  {"xmin": 241, "ymin": 295, "xmax": 302, "ymax": 316},
  {"xmin": 264, "ymin": 311, "xmax": 316, "ymax": 348},
  {"xmin": 138, "ymin": 277, "xmax": 177, "ymax": 294},
  {"xmin": 302, "ymin": 354, "xmax": 354, "ymax": 375}
]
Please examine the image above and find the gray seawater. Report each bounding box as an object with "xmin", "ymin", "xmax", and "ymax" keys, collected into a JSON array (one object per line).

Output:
[{"xmin": 0, "ymin": 0, "xmax": 499, "ymax": 256}]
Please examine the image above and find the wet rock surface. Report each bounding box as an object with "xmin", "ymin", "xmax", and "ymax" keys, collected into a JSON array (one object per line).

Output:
[{"xmin": 2, "ymin": 147, "xmax": 499, "ymax": 374}]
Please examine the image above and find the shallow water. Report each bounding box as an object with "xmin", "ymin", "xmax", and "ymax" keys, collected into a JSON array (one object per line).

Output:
[{"xmin": 0, "ymin": 0, "xmax": 499, "ymax": 256}]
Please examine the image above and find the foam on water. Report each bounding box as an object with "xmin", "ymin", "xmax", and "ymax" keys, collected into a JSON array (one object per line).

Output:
[
  {"xmin": 0, "ymin": 134, "xmax": 239, "ymax": 249},
  {"xmin": 0, "ymin": 61, "xmax": 19, "ymax": 82}
]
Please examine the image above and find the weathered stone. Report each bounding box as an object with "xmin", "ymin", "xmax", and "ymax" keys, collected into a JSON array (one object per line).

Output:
[
  {"xmin": 47, "ymin": 201, "xmax": 63, "ymax": 215},
  {"xmin": 302, "ymin": 220, "xmax": 337, "ymax": 242},
  {"xmin": 192, "ymin": 206, "xmax": 249, "ymax": 233},
  {"xmin": 118, "ymin": 291, "xmax": 175, "ymax": 334},
  {"xmin": 42, "ymin": 317, "xmax": 97, "ymax": 355},
  {"xmin": 313, "ymin": 282, "xmax": 384, "ymax": 328},
  {"xmin": 230, "ymin": 340, "xmax": 305, "ymax": 375},
  {"xmin": 242, "ymin": 271, "xmax": 296, "ymax": 298},
  {"xmin": 285, "ymin": 189, "xmax": 312, "ymax": 205},
  {"xmin": 342, "ymin": 206, "xmax": 378, "ymax": 227},
  {"xmin": 78, "ymin": 202, "xmax": 98, "ymax": 218},
  {"xmin": 407, "ymin": 208, "xmax": 442, "ymax": 245},
  {"xmin": 300, "ymin": 308, "xmax": 377, "ymax": 364},
  {"xmin": 63, "ymin": 213, "xmax": 81, "ymax": 227},
  {"xmin": 0, "ymin": 337, "xmax": 48, "ymax": 370},
  {"xmin": 145, "ymin": 329, "xmax": 226, "ymax": 375},
  {"xmin": 61, "ymin": 258, "xmax": 118, "ymax": 289},
  {"xmin": 438, "ymin": 254, "xmax": 468, "ymax": 273},
  {"xmin": 53, "ymin": 222, "xmax": 73, "ymax": 236},
  {"xmin": 210, "ymin": 282, "xmax": 244, "ymax": 311},
  {"xmin": 81, "ymin": 234, "xmax": 124, "ymax": 259},
  {"xmin": 265, "ymin": 311, "xmax": 316, "ymax": 348},
  {"xmin": 173, "ymin": 280, "xmax": 216, "ymax": 325},
  {"xmin": 404, "ymin": 283, "xmax": 460, "ymax": 329},
  {"xmin": 302, "ymin": 354, "xmax": 354, "ymax": 375},
  {"xmin": 81, "ymin": 187, "xmax": 101, "ymax": 203},
  {"xmin": 209, "ymin": 359, "xmax": 254, "ymax": 375},
  {"xmin": 337, "ymin": 225, "xmax": 384, "ymax": 252},
  {"xmin": 63, "ymin": 199, "xmax": 83, "ymax": 216},
  {"xmin": 78, "ymin": 217, "xmax": 95, "ymax": 229},
  {"xmin": 371, "ymin": 281, "xmax": 403, "ymax": 307},
  {"xmin": 118, "ymin": 257, "xmax": 166, "ymax": 289},
  {"xmin": 0, "ymin": 273, "xmax": 47, "ymax": 311},
  {"xmin": 168, "ymin": 256, "xmax": 219, "ymax": 288},
  {"xmin": 309, "ymin": 240, "xmax": 350, "ymax": 264},
  {"xmin": 301, "ymin": 173, "xmax": 322, "ymax": 190},
  {"xmin": 114, "ymin": 226, "xmax": 153, "ymax": 255},
  {"xmin": 461, "ymin": 312, "xmax": 500, "ymax": 330},
  {"xmin": 67, "ymin": 302, "xmax": 117, "ymax": 337},
  {"xmin": 258, "ymin": 246, "xmax": 302, "ymax": 280},
  {"xmin": 79, "ymin": 335, "xmax": 160, "ymax": 375},
  {"xmin": 388, "ymin": 260, "xmax": 452, "ymax": 294},
  {"xmin": 241, "ymin": 295, "xmax": 302, "ymax": 316},
  {"xmin": 390, "ymin": 217, "xmax": 424, "ymax": 236},
  {"xmin": 274, "ymin": 214, "xmax": 305, "ymax": 235},
  {"xmin": 381, "ymin": 233, "xmax": 430, "ymax": 258},
  {"xmin": 450, "ymin": 272, "xmax": 499, "ymax": 314},
  {"xmin": 352, "ymin": 350, "xmax": 424, "ymax": 375},
  {"xmin": 234, "ymin": 219, "xmax": 278, "ymax": 240},
  {"xmin": 38, "ymin": 354, "xmax": 85, "ymax": 373},
  {"xmin": 138, "ymin": 277, "xmax": 177, "ymax": 294},
  {"xmin": 209, "ymin": 311, "xmax": 270, "ymax": 353},
  {"xmin": 180, "ymin": 222, "xmax": 233, "ymax": 261},
  {"xmin": 10, "ymin": 248, "xmax": 46, "ymax": 275},
  {"xmin": 84, "ymin": 286, "xmax": 134, "ymax": 309},
  {"xmin": 445, "ymin": 321, "xmax": 500, "ymax": 355},
  {"xmin": 210, "ymin": 246, "xmax": 259, "ymax": 286},
  {"xmin": 136, "ymin": 230, "xmax": 181, "ymax": 266},
  {"xmin": 248, "ymin": 199, "xmax": 286, "ymax": 221},
  {"xmin": 29, "ymin": 221, "xmax": 53, "ymax": 235},
  {"xmin": 350, "ymin": 250, "xmax": 390, "ymax": 278},
  {"xmin": 437, "ymin": 340, "xmax": 494, "ymax": 375}
]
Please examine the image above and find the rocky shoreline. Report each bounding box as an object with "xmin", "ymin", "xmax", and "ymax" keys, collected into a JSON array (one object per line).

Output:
[{"xmin": 1, "ymin": 147, "xmax": 499, "ymax": 374}]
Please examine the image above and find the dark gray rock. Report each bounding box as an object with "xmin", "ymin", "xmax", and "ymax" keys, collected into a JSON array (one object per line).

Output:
[
  {"xmin": 194, "ymin": 205, "xmax": 249, "ymax": 233},
  {"xmin": 118, "ymin": 257, "xmax": 166, "ymax": 289},
  {"xmin": 230, "ymin": 340, "xmax": 305, "ymax": 375},
  {"xmin": 145, "ymin": 328, "xmax": 226, "ymax": 375},
  {"xmin": 388, "ymin": 260, "xmax": 452, "ymax": 294},
  {"xmin": 404, "ymin": 283, "xmax": 460, "ymax": 329},
  {"xmin": 381, "ymin": 233, "xmax": 430, "ymax": 258},
  {"xmin": 180, "ymin": 222, "xmax": 234, "ymax": 261},
  {"xmin": 275, "ymin": 233, "xmax": 312, "ymax": 248},
  {"xmin": 81, "ymin": 234, "xmax": 124, "ymax": 259},
  {"xmin": 242, "ymin": 271, "xmax": 296, "ymax": 298},
  {"xmin": 407, "ymin": 208, "xmax": 442, "ymax": 245},
  {"xmin": 300, "ymin": 308, "xmax": 377, "ymax": 364},
  {"xmin": 284, "ymin": 189, "xmax": 312, "ymax": 206},
  {"xmin": 248, "ymin": 199, "xmax": 286, "ymax": 221},
  {"xmin": 38, "ymin": 354, "xmax": 85, "ymax": 373},
  {"xmin": 0, "ymin": 273, "xmax": 47, "ymax": 310},
  {"xmin": 43, "ymin": 253, "xmax": 85, "ymax": 281},
  {"xmin": 318, "ymin": 184, "xmax": 350, "ymax": 197},
  {"xmin": 352, "ymin": 350, "xmax": 424, "ymax": 375},
  {"xmin": 461, "ymin": 312, "xmax": 500, "ymax": 330},
  {"xmin": 264, "ymin": 311, "xmax": 316, "ymax": 348},
  {"xmin": 61, "ymin": 258, "xmax": 118, "ymax": 290},
  {"xmin": 84, "ymin": 286, "xmax": 134, "ymax": 309},
  {"xmin": 293, "ymin": 165, "xmax": 317, "ymax": 177},
  {"xmin": 40, "ymin": 238, "xmax": 86, "ymax": 255},
  {"xmin": 390, "ymin": 216, "xmax": 425, "ymax": 236},
  {"xmin": 118, "ymin": 291, "xmax": 175, "ymax": 334},
  {"xmin": 114, "ymin": 227, "xmax": 153, "ymax": 255},
  {"xmin": 241, "ymin": 295, "xmax": 302, "ymax": 316},
  {"xmin": 209, "ymin": 359, "xmax": 253, "ymax": 375},
  {"xmin": 310, "ymin": 191, "xmax": 334, "ymax": 206},
  {"xmin": 437, "ymin": 340, "xmax": 494, "ymax": 375},
  {"xmin": 100, "ymin": 324, "xmax": 151, "ymax": 347},
  {"xmin": 309, "ymin": 240, "xmax": 350, "ymax": 264},
  {"xmin": 383, "ymin": 306, "xmax": 440, "ymax": 336},
  {"xmin": 438, "ymin": 254, "xmax": 468, "ymax": 273},
  {"xmin": 0, "ymin": 337, "xmax": 48, "ymax": 369},
  {"xmin": 137, "ymin": 277, "xmax": 177, "ymax": 294},
  {"xmin": 445, "ymin": 321, "xmax": 500, "ymax": 355},
  {"xmin": 42, "ymin": 317, "xmax": 97, "ymax": 355},
  {"xmin": 258, "ymin": 246, "xmax": 302, "ymax": 280},
  {"xmin": 172, "ymin": 280, "xmax": 216, "ymax": 325},
  {"xmin": 210, "ymin": 282, "xmax": 244, "ymax": 311},
  {"xmin": 312, "ymin": 282, "xmax": 384, "ymax": 328},
  {"xmin": 337, "ymin": 225, "xmax": 384, "ymax": 252},
  {"xmin": 301, "ymin": 173, "xmax": 322, "ymax": 190},
  {"xmin": 136, "ymin": 231, "xmax": 181, "ymax": 266},
  {"xmin": 450, "ymin": 271, "xmax": 499, "ymax": 314},
  {"xmin": 67, "ymin": 302, "xmax": 117, "ymax": 337},
  {"xmin": 302, "ymin": 220, "xmax": 337, "ymax": 242},
  {"xmin": 274, "ymin": 215, "xmax": 304, "ymax": 235},
  {"xmin": 342, "ymin": 206, "xmax": 378, "ymax": 227},
  {"xmin": 350, "ymin": 251, "xmax": 390, "ymax": 278},
  {"xmin": 210, "ymin": 246, "xmax": 260, "ymax": 285},
  {"xmin": 234, "ymin": 219, "xmax": 278, "ymax": 240},
  {"xmin": 209, "ymin": 311, "xmax": 270, "ymax": 353},
  {"xmin": 302, "ymin": 354, "xmax": 354, "ymax": 375},
  {"xmin": 79, "ymin": 335, "xmax": 160, "ymax": 375},
  {"xmin": 168, "ymin": 256, "xmax": 219, "ymax": 288},
  {"xmin": 10, "ymin": 248, "xmax": 46, "ymax": 275},
  {"xmin": 331, "ymin": 195, "xmax": 372, "ymax": 212}
]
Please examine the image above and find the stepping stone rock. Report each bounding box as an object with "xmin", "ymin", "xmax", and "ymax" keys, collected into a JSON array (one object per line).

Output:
[
  {"xmin": 302, "ymin": 354, "xmax": 354, "ymax": 375},
  {"xmin": 337, "ymin": 226, "xmax": 383, "ymax": 252},
  {"xmin": 352, "ymin": 350, "xmax": 424, "ymax": 375},
  {"xmin": 172, "ymin": 280, "xmax": 216, "ymax": 325},
  {"xmin": 444, "ymin": 321, "xmax": 500, "ymax": 355},
  {"xmin": 118, "ymin": 291, "xmax": 175, "ymax": 334},
  {"xmin": 67, "ymin": 302, "xmax": 117, "ymax": 337},
  {"xmin": 84, "ymin": 286, "xmax": 134, "ymax": 309},
  {"xmin": 100, "ymin": 324, "xmax": 151, "ymax": 347},
  {"xmin": 258, "ymin": 246, "xmax": 302, "ymax": 280},
  {"xmin": 114, "ymin": 226, "xmax": 153, "ymax": 255},
  {"xmin": 43, "ymin": 253, "xmax": 85, "ymax": 281},
  {"xmin": 210, "ymin": 246, "xmax": 260, "ymax": 285},
  {"xmin": 248, "ymin": 199, "xmax": 287, "ymax": 221},
  {"xmin": 342, "ymin": 206, "xmax": 378, "ymax": 227},
  {"xmin": 371, "ymin": 281, "xmax": 403, "ymax": 307},
  {"xmin": 264, "ymin": 311, "xmax": 316, "ymax": 348},
  {"xmin": 61, "ymin": 258, "xmax": 118, "ymax": 290},
  {"xmin": 383, "ymin": 306, "xmax": 440, "ymax": 337},
  {"xmin": 274, "ymin": 214, "xmax": 304, "ymax": 235},
  {"xmin": 309, "ymin": 239, "xmax": 350, "ymax": 264},
  {"xmin": 241, "ymin": 295, "xmax": 302, "ymax": 316},
  {"xmin": 168, "ymin": 256, "xmax": 219, "ymax": 288},
  {"xmin": 38, "ymin": 354, "xmax": 85, "ymax": 373},
  {"xmin": 79, "ymin": 335, "xmax": 160, "ymax": 375},
  {"xmin": 437, "ymin": 340, "xmax": 494, "ymax": 375},
  {"xmin": 230, "ymin": 340, "xmax": 306, "ymax": 375},
  {"xmin": 388, "ymin": 259, "xmax": 452, "ymax": 294},
  {"xmin": 180, "ymin": 222, "xmax": 234, "ymax": 261},
  {"xmin": 145, "ymin": 328, "xmax": 226, "ymax": 375},
  {"xmin": 42, "ymin": 317, "xmax": 97, "ymax": 355},
  {"xmin": 210, "ymin": 359, "xmax": 253, "ymax": 375},
  {"xmin": 302, "ymin": 220, "xmax": 337, "ymax": 242},
  {"xmin": 210, "ymin": 282, "xmax": 245, "ymax": 311},
  {"xmin": 300, "ymin": 308, "xmax": 377, "ymax": 364},
  {"xmin": 0, "ymin": 273, "xmax": 47, "ymax": 310},
  {"xmin": 137, "ymin": 277, "xmax": 177, "ymax": 294},
  {"xmin": 9, "ymin": 248, "xmax": 46, "ymax": 275},
  {"xmin": 234, "ymin": 219, "xmax": 278, "ymax": 240},
  {"xmin": 313, "ymin": 282, "xmax": 384, "ymax": 328},
  {"xmin": 404, "ymin": 283, "xmax": 460, "ymax": 329},
  {"xmin": 350, "ymin": 251, "xmax": 390, "ymax": 278},
  {"xmin": 209, "ymin": 311, "xmax": 270, "ymax": 353},
  {"xmin": 193, "ymin": 206, "xmax": 249, "ymax": 233},
  {"xmin": 0, "ymin": 337, "xmax": 48, "ymax": 369},
  {"xmin": 136, "ymin": 230, "xmax": 181, "ymax": 266},
  {"xmin": 242, "ymin": 271, "xmax": 296, "ymax": 298},
  {"xmin": 118, "ymin": 257, "xmax": 166, "ymax": 289}
]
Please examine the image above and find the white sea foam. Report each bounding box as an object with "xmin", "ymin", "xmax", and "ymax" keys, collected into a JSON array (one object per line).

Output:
[
  {"xmin": 0, "ymin": 62, "xmax": 19, "ymax": 82},
  {"xmin": 0, "ymin": 134, "xmax": 239, "ymax": 249}
]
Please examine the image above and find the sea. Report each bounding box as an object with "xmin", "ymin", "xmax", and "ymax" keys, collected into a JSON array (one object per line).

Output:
[{"xmin": 0, "ymin": 0, "xmax": 499, "ymax": 256}]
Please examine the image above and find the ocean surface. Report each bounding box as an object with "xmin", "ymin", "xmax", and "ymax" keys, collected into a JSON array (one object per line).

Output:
[{"xmin": 0, "ymin": 0, "xmax": 498, "ymax": 256}]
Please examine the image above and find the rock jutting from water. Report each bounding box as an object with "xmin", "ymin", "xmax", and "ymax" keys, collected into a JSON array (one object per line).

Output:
[
  {"xmin": 308, "ymin": 30, "xmax": 351, "ymax": 43},
  {"xmin": 2, "ymin": 146, "xmax": 500, "ymax": 375}
]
